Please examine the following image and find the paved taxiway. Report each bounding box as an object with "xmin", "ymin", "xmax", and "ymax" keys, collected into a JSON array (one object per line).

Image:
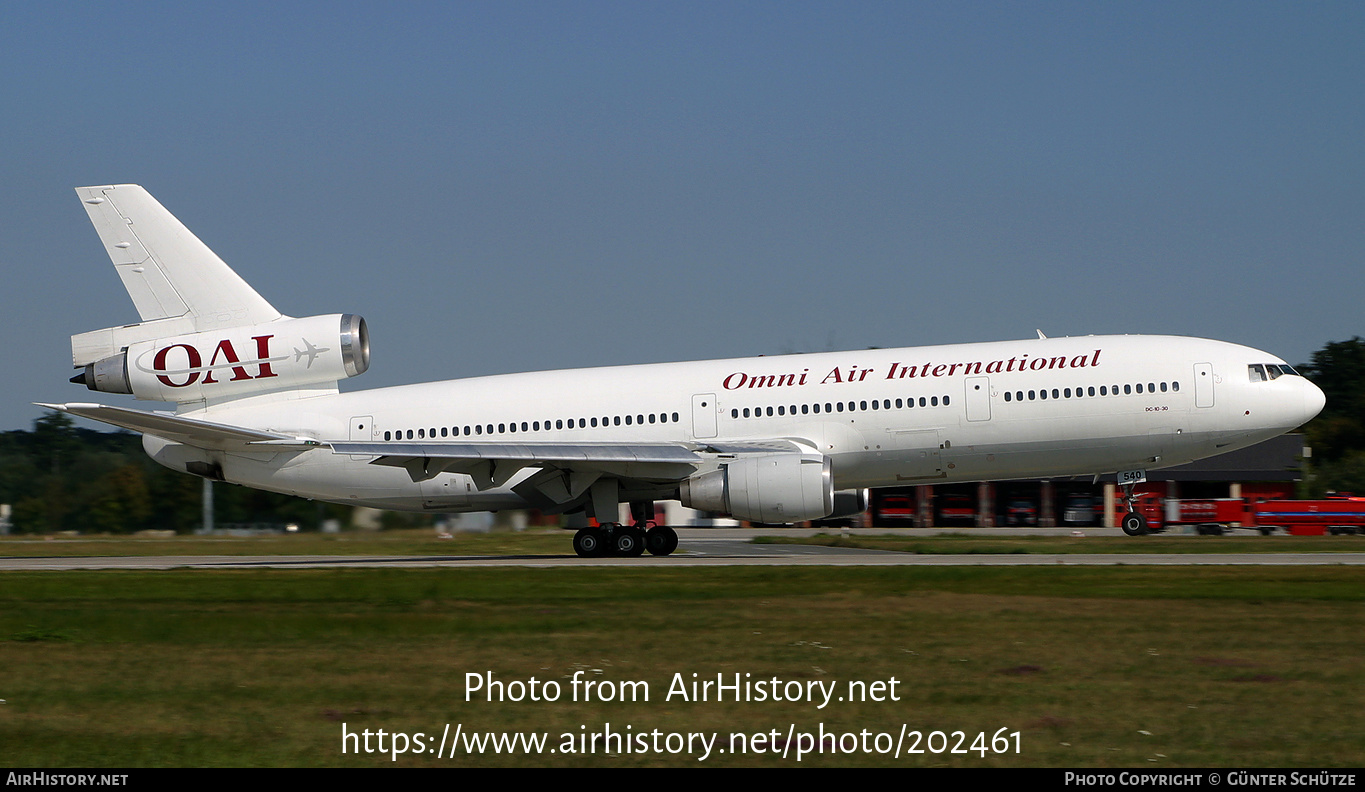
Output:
[{"xmin": 3, "ymin": 528, "xmax": 1363, "ymax": 569}]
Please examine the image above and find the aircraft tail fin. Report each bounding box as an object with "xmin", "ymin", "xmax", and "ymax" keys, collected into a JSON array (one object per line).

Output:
[{"xmin": 72, "ymin": 185, "xmax": 282, "ymax": 366}]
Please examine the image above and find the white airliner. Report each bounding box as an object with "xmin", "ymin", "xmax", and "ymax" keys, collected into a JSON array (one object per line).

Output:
[{"xmin": 44, "ymin": 185, "xmax": 1325, "ymax": 556}]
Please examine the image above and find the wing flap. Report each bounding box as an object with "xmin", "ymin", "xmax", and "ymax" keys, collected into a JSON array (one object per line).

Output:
[{"xmin": 330, "ymin": 441, "xmax": 701, "ymax": 465}]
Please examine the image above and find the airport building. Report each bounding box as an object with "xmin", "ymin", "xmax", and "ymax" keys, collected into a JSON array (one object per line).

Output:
[{"xmin": 868, "ymin": 434, "xmax": 1308, "ymax": 528}]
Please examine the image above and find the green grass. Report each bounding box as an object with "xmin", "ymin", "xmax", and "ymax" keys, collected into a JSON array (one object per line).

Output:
[
  {"xmin": 0, "ymin": 528, "xmax": 572, "ymax": 557},
  {"xmin": 1, "ymin": 566, "xmax": 1362, "ymax": 767},
  {"xmin": 754, "ymin": 532, "xmax": 1365, "ymax": 554}
]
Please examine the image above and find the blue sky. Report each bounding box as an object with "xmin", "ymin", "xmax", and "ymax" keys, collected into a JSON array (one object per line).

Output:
[{"xmin": 3, "ymin": 1, "xmax": 1361, "ymax": 430}]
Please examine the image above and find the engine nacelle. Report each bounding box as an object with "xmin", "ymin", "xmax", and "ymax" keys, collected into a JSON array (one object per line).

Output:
[
  {"xmin": 73, "ymin": 314, "xmax": 369, "ymax": 403},
  {"xmin": 679, "ymin": 452, "xmax": 833, "ymax": 524}
]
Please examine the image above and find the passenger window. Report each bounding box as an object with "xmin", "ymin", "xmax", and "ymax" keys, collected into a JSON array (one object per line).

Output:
[
  {"xmin": 1064, "ymin": 388, "xmax": 1072, "ymax": 398},
  {"xmin": 384, "ymin": 431, "xmax": 391, "ymax": 441},
  {"xmin": 649, "ymin": 414, "xmax": 656, "ymax": 424},
  {"xmin": 1172, "ymin": 382, "xmax": 1180, "ymax": 392},
  {"xmin": 1005, "ymin": 392, "xmax": 1012, "ymax": 402},
  {"xmin": 1051, "ymin": 389, "xmax": 1059, "ymax": 399},
  {"xmin": 1124, "ymin": 384, "xmax": 1132, "ymax": 395},
  {"xmin": 802, "ymin": 404, "xmax": 810, "ymax": 414},
  {"xmin": 1136, "ymin": 383, "xmax": 1143, "ymax": 394},
  {"xmin": 836, "ymin": 402, "xmax": 844, "ymax": 412},
  {"xmin": 1088, "ymin": 387, "xmax": 1095, "ymax": 396},
  {"xmin": 943, "ymin": 395, "xmax": 949, "ymax": 405},
  {"xmin": 766, "ymin": 407, "xmax": 774, "ymax": 417},
  {"xmin": 895, "ymin": 399, "xmax": 902, "ymax": 409},
  {"xmin": 1160, "ymin": 382, "xmax": 1167, "ymax": 393},
  {"xmin": 860, "ymin": 400, "xmax": 868, "ymax": 411},
  {"xmin": 475, "ymin": 426, "xmax": 482, "ymax": 435},
  {"xmin": 931, "ymin": 396, "xmax": 939, "ymax": 406},
  {"xmin": 1100, "ymin": 386, "xmax": 1107, "ymax": 396},
  {"xmin": 919, "ymin": 397, "xmax": 927, "ymax": 407}
]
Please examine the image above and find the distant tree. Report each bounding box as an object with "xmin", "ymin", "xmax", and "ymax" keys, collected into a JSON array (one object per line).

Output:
[{"xmin": 1299, "ymin": 337, "xmax": 1365, "ymax": 495}]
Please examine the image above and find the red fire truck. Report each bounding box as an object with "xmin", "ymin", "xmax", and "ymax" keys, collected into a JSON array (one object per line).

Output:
[{"xmin": 1124, "ymin": 493, "xmax": 1365, "ymax": 535}]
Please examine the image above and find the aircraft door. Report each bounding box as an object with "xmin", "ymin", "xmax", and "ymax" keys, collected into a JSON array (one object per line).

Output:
[
  {"xmin": 965, "ymin": 376, "xmax": 991, "ymax": 422},
  {"xmin": 348, "ymin": 416, "xmax": 376, "ymax": 460},
  {"xmin": 692, "ymin": 393, "xmax": 717, "ymax": 439},
  {"xmin": 1194, "ymin": 363, "xmax": 1214, "ymax": 408}
]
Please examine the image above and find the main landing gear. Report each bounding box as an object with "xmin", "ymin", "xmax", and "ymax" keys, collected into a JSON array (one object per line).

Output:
[
  {"xmin": 572, "ymin": 523, "xmax": 678, "ymax": 558},
  {"xmin": 1119, "ymin": 481, "xmax": 1149, "ymax": 537}
]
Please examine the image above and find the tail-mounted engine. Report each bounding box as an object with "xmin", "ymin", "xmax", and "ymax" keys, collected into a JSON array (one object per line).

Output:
[{"xmin": 72, "ymin": 313, "xmax": 369, "ymax": 403}]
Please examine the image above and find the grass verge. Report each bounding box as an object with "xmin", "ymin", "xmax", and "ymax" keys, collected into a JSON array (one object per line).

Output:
[{"xmin": 1, "ymin": 566, "xmax": 1362, "ymax": 767}]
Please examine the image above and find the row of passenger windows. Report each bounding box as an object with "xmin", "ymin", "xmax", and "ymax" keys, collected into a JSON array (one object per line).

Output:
[
  {"xmin": 1002, "ymin": 381, "xmax": 1180, "ymax": 402},
  {"xmin": 383, "ymin": 412, "xmax": 682, "ymax": 441},
  {"xmin": 730, "ymin": 395, "xmax": 951, "ymax": 420}
]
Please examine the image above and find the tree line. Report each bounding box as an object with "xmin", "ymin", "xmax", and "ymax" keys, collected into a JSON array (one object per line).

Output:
[{"xmin": 0, "ymin": 412, "xmax": 363, "ymax": 533}]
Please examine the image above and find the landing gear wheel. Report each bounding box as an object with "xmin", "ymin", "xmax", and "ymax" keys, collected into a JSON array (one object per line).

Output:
[
  {"xmin": 1121, "ymin": 511, "xmax": 1148, "ymax": 537},
  {"xmin": 645, "ymin": 525, "xmax": 679, "ymax": 556},
  {"xmin": 613, "ymin": 526, "xmax": 646, "ymax": 557},
  {"xmin": 573, "ymin": 527, "xmax": 608, "ymax": 557}
]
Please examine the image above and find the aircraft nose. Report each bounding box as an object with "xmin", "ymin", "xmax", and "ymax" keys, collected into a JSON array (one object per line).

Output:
[{"xmin": 1302, "ymin": 378, "xmax": 1326, "ymax": 424}]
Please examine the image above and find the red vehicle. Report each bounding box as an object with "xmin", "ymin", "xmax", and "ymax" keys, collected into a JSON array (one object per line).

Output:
[
  {"xmin": 1251, "ymin": 497, "xmax": 1365, "ymax": 536},
  {"xmin": 1123, "ymin": 494, "xmax": 1365, "ymax": 535},
  {"xmin": 936, "ymin": 494, "xmax": 976, "ymax": 526},
  {"xmin": 876, "ymin": 494, "xmax": 917, "ymax": 524}
]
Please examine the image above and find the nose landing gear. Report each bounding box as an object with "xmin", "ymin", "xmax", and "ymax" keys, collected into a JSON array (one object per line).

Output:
[{"xmin": 1119, "ymin": 480, "xmax": 1149, "ymax": 536}]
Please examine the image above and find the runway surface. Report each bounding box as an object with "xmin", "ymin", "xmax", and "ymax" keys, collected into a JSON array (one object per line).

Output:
[{"xmin": 3, "ymin": 529, "xmax": 1364, "ymax": 569}]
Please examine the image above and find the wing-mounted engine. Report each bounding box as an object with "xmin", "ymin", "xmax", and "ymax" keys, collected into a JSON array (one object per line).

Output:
[
  {"xmin": 679, "ymin": 450, "xmax": 834, "ymax": 524},
  {"xmin": 72, "ymin": 313, "xmax": 369, "ymax": 403}
]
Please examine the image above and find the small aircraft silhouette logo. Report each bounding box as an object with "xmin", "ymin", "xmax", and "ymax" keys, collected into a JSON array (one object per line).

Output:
[{"xmin": 294, "ymin": 339, "xmax": 330, "ymax": 368}]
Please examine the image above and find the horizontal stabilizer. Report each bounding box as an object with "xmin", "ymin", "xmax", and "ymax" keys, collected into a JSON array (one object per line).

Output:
[{"xmin": 36, "ymin": 402, "xmax": 317, "ymax": 451}]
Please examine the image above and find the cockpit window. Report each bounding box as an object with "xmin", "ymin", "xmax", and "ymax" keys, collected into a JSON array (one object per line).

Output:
[{"xmin": 1251, "ymin": 363, "xmax": 1300, "ymax": 382}]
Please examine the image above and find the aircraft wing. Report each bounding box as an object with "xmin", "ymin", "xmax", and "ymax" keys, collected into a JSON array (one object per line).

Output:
[
  {"xmin": 36, "ymin": 403, "xmax": 320, "ymax": 451},
  {"xmin": 329, "ymin": 441, "xmax": 707, "ymax": 491},
  {"xmin": 327, "ymin": 439, "xmax": 814, "ymax": 511}
]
